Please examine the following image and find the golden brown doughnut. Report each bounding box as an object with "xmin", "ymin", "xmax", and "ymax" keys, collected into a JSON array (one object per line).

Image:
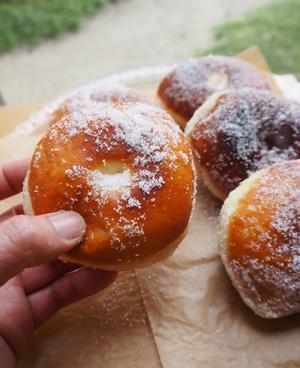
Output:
[
  {"xmin": 49, "ymin": 82, "xmax": 153, "ymax": 126},
  {"xmin": 185, "ymin": 88, "xmax": 300, "ymax": 200},
  {"xmin": 220, "ymin": 160, "xmax": 300, "ymax": 319},
  {"xmin": 23, "ymin": 101, "xmax": 196, "ymax": 270},
  {"xmin": 157, "ymin": 56, "xmax": 272, "ymax": 127}
]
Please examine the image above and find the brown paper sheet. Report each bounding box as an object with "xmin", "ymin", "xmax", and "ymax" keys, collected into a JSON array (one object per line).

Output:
[
  {"xmin": 0, "ymin": 47, "xmax": 298, "ymax": 368},
  {"xmin": 21, "ymin": 272, "xmax": 162, "ymax": 368},
  {"xmin": 137, "ymin": 187, "xmax": 300, "ymax": 368},
  {"xmin": 237, "ymin": 45, "xmax": 281, "ymax": 95}
]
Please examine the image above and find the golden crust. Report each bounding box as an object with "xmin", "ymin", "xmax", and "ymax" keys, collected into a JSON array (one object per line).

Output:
[
  {"xmin": 201, "ymin": 169, "xmax": 226, "ymax": 201},
  {"xmin": 59, "ymin": 227, "xmax": 187, "ymax": 270},
  {"xmin": 156, "ymin": 95, "xmax": 187, "ymax": 129},
  {"xmin": 220, "ymin": 160, "xmax": 300, "ymax": 318},
  {"xmin": 185, "ymin": 91, "xmax": 227, "ymax": 199},
  {"xmin": 24, "ymin": 101, "xmax": 195, "ymax": 271}
]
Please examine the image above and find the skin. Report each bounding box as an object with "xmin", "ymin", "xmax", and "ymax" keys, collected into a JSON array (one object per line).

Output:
[{"xmin": 0, "ymin": 159, "xmax": 117, "ymax": 367}]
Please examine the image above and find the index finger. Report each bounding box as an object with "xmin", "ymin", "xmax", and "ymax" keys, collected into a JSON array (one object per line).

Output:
[{"xmin": 0, "ymin": 159, "xmax": 29, "ymax": 200}]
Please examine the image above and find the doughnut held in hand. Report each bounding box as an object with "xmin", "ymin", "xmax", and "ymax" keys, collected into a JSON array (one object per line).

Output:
[
  {"xmin": 220, "ymin": 160, "xmax": 300, "ymax": 319},
  {"xmin": 24, "ymin": 102, "xmax": 195, "ymax": 270},
  {"xmin": 186, "ymin": 88, "xmax": 300, "ymax": 200},
  {"xmin": 157, "ymin": 56, "xmax": 272, "ymax": 127}
]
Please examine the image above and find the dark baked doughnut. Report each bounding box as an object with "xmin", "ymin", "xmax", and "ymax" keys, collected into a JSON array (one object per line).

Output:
[
  {"xmin": 157, "ymin": 56, "xmax": 272, "ymax": 127},
  {"xmin": 186, "ymin": 88, "xmax": 300, "ymax": 200}
]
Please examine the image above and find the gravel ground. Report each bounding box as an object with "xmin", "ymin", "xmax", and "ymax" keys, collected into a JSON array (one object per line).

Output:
[{"xmin": 0, "ymin": 0, "xmax": 270, "ymax": 104}]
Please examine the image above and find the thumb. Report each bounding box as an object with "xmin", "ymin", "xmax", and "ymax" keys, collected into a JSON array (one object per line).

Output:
[{"xmin": 0, "ymin": 211, "xmax": 86, "ymax": 286}]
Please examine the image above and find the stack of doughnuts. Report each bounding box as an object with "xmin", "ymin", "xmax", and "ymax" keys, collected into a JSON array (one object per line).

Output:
[
  {"xmin": 156, "ymin": 55, "xmax": 300, "ymax": 318},
  {"xmin": 24, "ymin": 55, "xmax": 300, "ymax": 318}
]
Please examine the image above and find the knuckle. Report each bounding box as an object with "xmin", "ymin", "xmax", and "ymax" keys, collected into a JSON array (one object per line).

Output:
[
  {"xmin": 69, "ymin": 275, "xmax": 82, "ymax": 300},
  {"xmin": 0, "ymin": 216, "xmax": 37, "ymax": 276},
  {"xmin": 2, "ymin": 216, "xmax": 38, "ymax": 259},
  {"xmin": 6, "ymin": 215, "xmax": 35, "ymax": 243}
]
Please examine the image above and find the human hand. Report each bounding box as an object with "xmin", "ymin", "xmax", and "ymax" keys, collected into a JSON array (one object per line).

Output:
[{"xmin": 0, "ymin": 159, "xmax": 117, "ymax": 368}]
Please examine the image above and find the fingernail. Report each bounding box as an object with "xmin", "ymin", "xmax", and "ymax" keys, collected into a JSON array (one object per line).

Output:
[{"xmin": 48, "ymin": 211, "xmax": 86, "ymax": 242}]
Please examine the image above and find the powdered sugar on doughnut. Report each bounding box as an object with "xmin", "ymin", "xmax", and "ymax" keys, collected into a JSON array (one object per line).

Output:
[
  {"xmin": 159, "ymin": 56, "xmax": 271, "ymax": 122},
  {"xmin": 191, "ymin": 88, "xmax": 300, "ymax": 197},
  {"xmin": 169, "ymin": 56, "xmax": 270, "ymax": 96},
  {"xmin": 57, "ymin": 81, "xmax": 151, "ymax": 117},
  {"xmin": 42, "ymin": 101, "xmax": 195, "ymax": 255},
  {"xmin": 218, "ymin": 90, "xmax": 300, "ymax": 167},
  {"xmin": 91, "ymin": 169, "xmax": 131, "ymax": 192},
  {"xmin": 225, "ymin": 161, "xmax": 300, "ymax": 318}
]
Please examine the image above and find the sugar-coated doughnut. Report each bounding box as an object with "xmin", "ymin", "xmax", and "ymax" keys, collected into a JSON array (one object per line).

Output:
[
  {"xmin": 157, "ymin": 56, "xmax": 272, "ymax": 127},
  {"xmin": 220, "ymin": 160, "xmax": 300, "ymax": 319},
  {"xmin": 186, "ymin": 88, "xmax": 300, "ymax": 200},
  {"xmin": 23, "ymin": 102, "xmax": 196, "ymax": 270},
  {"xmin": 49, "ymin": 82, "xmax": 153, "ymax": 127}
]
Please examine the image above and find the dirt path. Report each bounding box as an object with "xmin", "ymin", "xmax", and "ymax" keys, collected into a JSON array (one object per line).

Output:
[{"xmin": 0, "ymin": 0, "xmax": 270, "ymax": 104}]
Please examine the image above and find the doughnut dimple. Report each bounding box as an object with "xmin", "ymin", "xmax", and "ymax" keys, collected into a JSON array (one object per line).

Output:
[
  {"xmin": 49, "ymin": 82, "xmax": 153, "ymax": 127},
  {"xmin": 186, "ymin": 88, "xmax": 300, "ymax": 200},
  {"xmin": 157, "ymin": 56, "xmax": 272, "ymax": 127},
  {"xmin": 220, "ymin": 160, "xmax": 300, "ymax": 319},
  {"xmin": 24, "ymin": 102, "xmax": 196, "ymax": 270}
]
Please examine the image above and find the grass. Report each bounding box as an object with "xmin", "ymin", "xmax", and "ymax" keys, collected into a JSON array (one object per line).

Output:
[
  {"xmin": 196, "ymin": 0, "xmax": 300, "ymax": 78},
  {"xmin": 0, "ymin": 0, "xmax": 116, "ymax": 54}
]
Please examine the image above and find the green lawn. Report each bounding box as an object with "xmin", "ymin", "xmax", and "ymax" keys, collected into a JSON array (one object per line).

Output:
[
  {"xmin": 196, "ymin": 0, "xmax": 300, "ymax": 78},
  {"xmin": 0, "ymin": 0, "xmax": 116, "ymax": 54}
]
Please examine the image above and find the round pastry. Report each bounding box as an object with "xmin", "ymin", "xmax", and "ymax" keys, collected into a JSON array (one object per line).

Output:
[
  {"xmin": 157, "ymin": 56, "xmax": 272, "ymax": 127},
  {"xmin": 49, "ymin": 82, "xmax": 153, "ymax": 126},
  {"xmin": 185, "ymin": 88, "xmax": 300, "ymax": 200},
  {"xmin": 23, "ymin": 102, "xmax": 196, "ymax": 270},
  {"xmin": 220, "ymin": 160, "xmax": 300, "ymax": 319}
]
